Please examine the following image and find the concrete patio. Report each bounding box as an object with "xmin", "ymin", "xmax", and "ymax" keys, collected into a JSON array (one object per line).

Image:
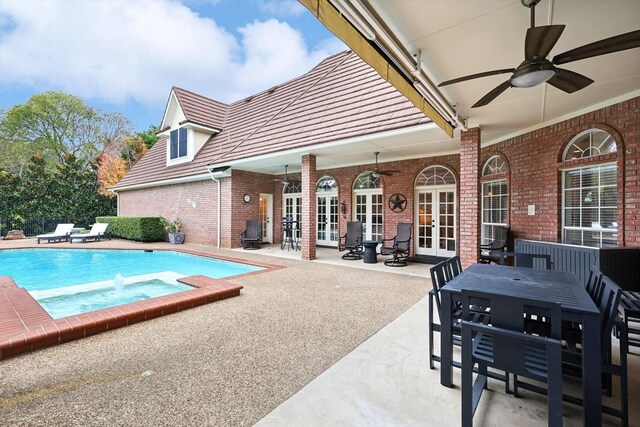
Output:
[{"xmin": 0, "ymin": 238, "xmax": 637, "ymax": 426}]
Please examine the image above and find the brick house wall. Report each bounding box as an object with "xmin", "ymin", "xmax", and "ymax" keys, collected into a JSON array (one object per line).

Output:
[
  {"xmin": 117, "ymin": 97, "xmax": 638, "ymax": 253},
  {"xmin": 118, "ymin": 179, "xmax": 217, "ymax": 246},
  {"xmin": 480, "ymin": 96, "xmax": 639, "ymax": 249}
]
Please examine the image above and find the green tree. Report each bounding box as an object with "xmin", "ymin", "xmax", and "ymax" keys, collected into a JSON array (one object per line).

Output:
[
  {"xmin": 0, "ymin": 91, "xmax": 131, "ymax": 172},
  {"xmin": 136, "ymin": 124, "xmax": 159, "ymax": 149}
]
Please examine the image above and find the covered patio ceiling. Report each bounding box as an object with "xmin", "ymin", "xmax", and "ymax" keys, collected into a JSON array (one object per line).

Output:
[{"xmin": 363, "ymin": 0, "xmax": 640, "ymax": 145}]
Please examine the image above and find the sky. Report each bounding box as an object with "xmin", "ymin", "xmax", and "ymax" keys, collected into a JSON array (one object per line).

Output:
[{"xmin": 0, "ymin": 0, "xmax": 345, "ymax": 132}]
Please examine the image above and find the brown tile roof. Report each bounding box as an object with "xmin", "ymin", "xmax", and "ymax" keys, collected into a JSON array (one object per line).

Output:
[
  {"xmin": 172, "ymin": 87, "xmax": 228, "ymax": 130},
  {"xmin": 114, "ymin": 51, "xmax": 431, "ymax": 190}
]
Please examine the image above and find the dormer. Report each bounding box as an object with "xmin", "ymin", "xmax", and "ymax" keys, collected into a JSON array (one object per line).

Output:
[{"xmin": 158, "ymin": 87, "xmax": 228, "ymax": 167}]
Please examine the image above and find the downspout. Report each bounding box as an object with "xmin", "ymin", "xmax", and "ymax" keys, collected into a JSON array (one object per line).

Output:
[{"xmin": 208, "ymin": 173, "xmax": 221, "ymax": 249}]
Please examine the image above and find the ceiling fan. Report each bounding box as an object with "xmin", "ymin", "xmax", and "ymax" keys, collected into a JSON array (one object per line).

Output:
[
  {"xmin": 367, "ymin": 152, "xmax": 399, "ymax": 178},
  {"xmin": 272, "ymin": 165, "xmax": 290, "ymax": 185},
  {"xmin": 438, "ymin": 0, "xmax": 640, "ymax": 108}
]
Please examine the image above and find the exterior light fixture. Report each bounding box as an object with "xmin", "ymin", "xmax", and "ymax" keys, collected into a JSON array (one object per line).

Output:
[{"xmin": 341, "ymin": 201, "xmax": 347, "ymax": 215}]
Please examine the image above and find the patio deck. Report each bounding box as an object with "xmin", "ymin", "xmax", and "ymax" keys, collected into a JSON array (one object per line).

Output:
[{"xmin": 0, "ymin": 238, "xmax": 636, "ymax": 426}]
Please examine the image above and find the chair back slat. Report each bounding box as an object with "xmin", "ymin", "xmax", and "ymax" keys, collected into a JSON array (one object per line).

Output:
[
  {"xmin": 396, "ymin": 222, "xmax": 412, "ymax": 251},
  {"xmin": 461, "ymin": 290, "xmax": 561, "ymax": 376},
  {"xmin": 585, "ymin": 265, "xmax": 604, "ymax": 305},
  {"xmin": 429, "ymin": 260, "xmax": 451, "ymax": 315},
  {"xmin": 345, "ymin": 221, "xmax": 363, "ymax": 246}
]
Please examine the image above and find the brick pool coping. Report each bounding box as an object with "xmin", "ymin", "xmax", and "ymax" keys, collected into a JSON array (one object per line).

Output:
[{"xmin": 0, "ymin": 247, "xmax": 282, "ymax": 360}]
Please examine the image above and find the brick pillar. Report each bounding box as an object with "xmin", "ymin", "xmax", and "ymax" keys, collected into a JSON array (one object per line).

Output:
[
  {"xmin": 302, "ymin": 154, "xmax": 317, "ymax": 260},
  {"xmin": 459, "ymin": 127, "xmax": 481, "ymax": 268}
]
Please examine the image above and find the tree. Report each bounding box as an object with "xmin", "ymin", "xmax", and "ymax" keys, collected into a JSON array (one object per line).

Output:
[
  {"xmin": 96, "ymin": 133, "xmax": 148, "ymax": 195},
  {"xmin": 136, "ymin": 125, "xmax": 160, "ymax": 149},
  {"xmin": 0, "ymin": 91, "xmax": 131, "ymax": 172}
]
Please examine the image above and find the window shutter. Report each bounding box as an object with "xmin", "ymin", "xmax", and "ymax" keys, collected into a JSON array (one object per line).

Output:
[
  {"xmin": 170, "ymin": 129, "xmax": 178, "ymax": 159},
  {"xmin": 179, "ymin": 128, "xmax": 188, "ymax": 157}
]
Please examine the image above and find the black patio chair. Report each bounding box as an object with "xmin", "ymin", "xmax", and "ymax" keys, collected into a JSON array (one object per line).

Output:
[
  {"xmin": 380, "ymin": 222, "xmax": 412, "ymax": 267},
  {"xmin": 428, "ymin": 258, "xmax": 490, "ymax": 370},
  {"xmin": 338, "ymin": 221, "xmax": 363, "ymax": 260},
  {"xmin": 240, "ymin": 220, "xmax": 262, "ymax": 250},
  {"xmin": 479, "ymin": 225, "xmax": 509, "ymax": 264},
  {"xmin": 499, "ymin": 252, "xmax": 552, "ymax": 269},
  {"xmin": 461, "ymin": 291, "xmax": 563, "ymax": 427},
  {"xmin": 558, "ymin": 275, "xmax": 628, "ymax": 425}
]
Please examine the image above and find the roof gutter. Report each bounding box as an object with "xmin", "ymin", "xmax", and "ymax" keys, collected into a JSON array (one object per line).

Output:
[{"xmin": 300, "ymin": 0, "xmax": 462, "ymax": 137}]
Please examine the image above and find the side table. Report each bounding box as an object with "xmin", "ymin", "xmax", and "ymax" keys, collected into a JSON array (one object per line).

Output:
[{"xmin": 362, "ymin": 240, "xmax": 379, "ymax": 264}]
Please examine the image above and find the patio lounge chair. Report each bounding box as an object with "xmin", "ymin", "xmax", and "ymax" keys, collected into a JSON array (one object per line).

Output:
[
  {"xmin": 479, "ymin": 225, "xmax": 509, "ymax": 264},
  {"xmin": 69, "ymin": 223, "xmax": 110, "ymax": 243},
  {"xmin": 241, "ymin": 220, "xmax": 262, "ymax": 250},
  {"xmin": 380, "ymin": 222, "xmax": 412, "ymax": 267},
  {"xmin": 338, "ymin": 221, "xmax": 363, "ymax": 260},
  {"xmin": 36, "ymin": 223, "xmax": 75, "ymax": 244}
]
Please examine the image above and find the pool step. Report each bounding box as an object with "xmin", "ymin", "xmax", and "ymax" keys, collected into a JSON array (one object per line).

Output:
[{"xmin": 0, "ymin": 275, "xmax": 243, "ymax": 360}]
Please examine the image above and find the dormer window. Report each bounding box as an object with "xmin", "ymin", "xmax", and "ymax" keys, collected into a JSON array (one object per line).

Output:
[{"xmin": 170, "ymin": 128, "xmax": 188, "ymax": 160}]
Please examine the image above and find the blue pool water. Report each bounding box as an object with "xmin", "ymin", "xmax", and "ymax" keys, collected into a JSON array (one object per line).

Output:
[
  {"xmin": 38, "ymin": 279, "xmax": 194, "ymax": 319},
  {"xmin": 0, "ymin": 249, "xmax": 262, "ymax": 291}
]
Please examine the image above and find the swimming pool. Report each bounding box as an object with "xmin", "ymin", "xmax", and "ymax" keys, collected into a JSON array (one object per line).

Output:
[
  {"xmin": 0, "ymin": 249, "xmax": 262, "ymax": 291},
  {"xmin": 0, "ymin": 249, "xmax": 261, "ymax": 319}
]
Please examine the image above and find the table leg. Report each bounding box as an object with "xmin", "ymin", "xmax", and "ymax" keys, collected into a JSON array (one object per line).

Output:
[
  {"xmin": 581, "ymin": 314, "xmax": 602, "ymax": 427},
  {"xmin": 440, "ymin": 291, "xmax": 453, "ymax": 387}
]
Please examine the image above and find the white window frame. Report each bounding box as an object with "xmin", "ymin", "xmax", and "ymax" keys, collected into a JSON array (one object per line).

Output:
[
  {"xmin": 561, "ymin": 162, "xmax": 617, "ymax": 248},
  {"xmin": 481, "ymin": 179, "xmax": 508, "ymax": 245},
  {"xmin": 166, "ymin": 127, "xmax": 194, "ymax": 165}
]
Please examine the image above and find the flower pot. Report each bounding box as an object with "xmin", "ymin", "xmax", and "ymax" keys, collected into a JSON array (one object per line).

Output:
[{"xmin": 169, "ymin": 233, "xmax": 185, "ymax": 244}]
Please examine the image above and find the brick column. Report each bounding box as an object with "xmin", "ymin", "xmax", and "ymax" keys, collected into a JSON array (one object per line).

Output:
[
  {"xmin": 301, "ymin": 154, "xmax": 317, "ymax": 260},
  {"xmin": 459, "ymin": 127, "xmax": 481, "ymax": 268}
]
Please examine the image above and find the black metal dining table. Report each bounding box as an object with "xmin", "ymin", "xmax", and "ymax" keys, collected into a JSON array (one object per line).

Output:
[{"xmin": 440, "ymin": 263, "xmax": 602, "ymax": 427}]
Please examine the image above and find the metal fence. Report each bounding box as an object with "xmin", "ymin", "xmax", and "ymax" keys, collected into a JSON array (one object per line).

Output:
[{"xmin": 0, "ymin": 217, "xmax": 95, "ymax": 237}]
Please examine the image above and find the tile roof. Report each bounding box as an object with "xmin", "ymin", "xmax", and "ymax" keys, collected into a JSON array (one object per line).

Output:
[
  {"xmin": 172, "ymin": 87, "xmax": 228, "ymax": 130},
  {"xmin": 114, "ymin": 51, "xmax": 431, "ymax": 190}
]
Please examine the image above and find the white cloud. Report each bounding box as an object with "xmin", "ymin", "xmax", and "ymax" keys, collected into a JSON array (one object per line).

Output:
[
  {"xmin": 258, "ymin": 0, "xmax": 306, "ymax": 17},
  {"xmin": 0, "ymin": 0, "xmax": 344, "ymax": 106}
]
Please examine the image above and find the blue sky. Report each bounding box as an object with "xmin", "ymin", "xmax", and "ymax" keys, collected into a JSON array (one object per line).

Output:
[{"xmin": 0, "ymin": 0, "xmax": 344, "ymax": 132}]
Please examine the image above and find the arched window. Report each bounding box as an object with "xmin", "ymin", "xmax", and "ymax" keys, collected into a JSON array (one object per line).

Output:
[
  {"xmin": 563, "ymin": 129, "xmax": 617, "ymax": 160},
  {"xmin": 353, "ymin": 173, "xmax": 381, "ymax": 190},
  {"xmin": 415, "ymin": 165, "xmax": 456, "ymax": 186},
  {"xmin": 481, "ymin": 155, "xmax": 508, "ymax": 245},
  {"xmin": 316, "ymin": 176, "xmax": 338, "ymax": 192},
  {"xmin": 562, "ymin": 129, "xmax": 617, "ymax": 247},
  {"xmin": 283, "ymin": 180, "xmax": 302, "ymax": 194}
]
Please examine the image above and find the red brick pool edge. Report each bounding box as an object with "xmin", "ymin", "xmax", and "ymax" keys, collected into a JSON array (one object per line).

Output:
[{"xmin": 0, "ymin": 274, "xmax": 242, "ymax": 360}]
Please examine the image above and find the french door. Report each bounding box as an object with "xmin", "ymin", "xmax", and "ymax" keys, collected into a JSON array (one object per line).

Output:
[
  {"xmin": 317, "ymin": 193, "xmax": 339, "ymax": 247},
  {"xmin": 415, "ymin": 187, "xmax": 456, "ymax": 257},
  {"xmin": 259, "ymin": 194, "xmax": 273, "ymax": 243},
  {"xmin": 353, "ymin": 190, "xmax": 383, "ymax": 241}
]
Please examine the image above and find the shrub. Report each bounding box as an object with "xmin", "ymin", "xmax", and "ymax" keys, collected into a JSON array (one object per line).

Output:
[{"xmin": 96, "ymin": 216, "xmax": 165, "ymax": 242}]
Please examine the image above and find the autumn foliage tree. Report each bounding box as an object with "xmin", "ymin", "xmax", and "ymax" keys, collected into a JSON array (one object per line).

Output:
[{"xmin": 96, "ymin": 134, "xmax": 149, "ymax": 195}]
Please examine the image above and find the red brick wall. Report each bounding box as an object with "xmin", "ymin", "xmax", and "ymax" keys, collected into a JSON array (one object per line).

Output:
[
  {"xmin": 118, "ymin": 179, "xmax": 217, "ymax": 245},
  {"xmin": 481, "ymin": 96, "xmax": 639, "ymax": 248},
  {"xmin": 302, "ymin": 155, "xmax": 317, "ymax": 260},
  {"xmin": 460, "ymin": 128, "xmax": 481, "ymax": 267}
]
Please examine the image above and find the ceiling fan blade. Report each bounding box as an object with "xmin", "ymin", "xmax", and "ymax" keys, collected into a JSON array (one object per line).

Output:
[
  {"xmin": 546, "ymin": 68, "xmax": 594, "ymax": 93},
  {"xmin": 524, "ymin": 25, "xmax": 565, "ymax": 59},
  {"xmin": 553, "ymin": 29, "xmax": 640, "ymax": 65},
  {"xmin": 471, "ymin": 80, "xmax": 512, "ymax": 108},
  {"xmin": 438, "ymin": 69, "xmax": 515, "ymax": 87}
]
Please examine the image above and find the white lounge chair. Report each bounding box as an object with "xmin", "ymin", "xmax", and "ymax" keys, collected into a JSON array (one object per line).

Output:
[
  {"xmin": 69, "ymin": 223, "xmax": 110, "ymax": 243},
  {"xmin": 36, "ymin": 223, "xmax": 75, "ymax": 244}
]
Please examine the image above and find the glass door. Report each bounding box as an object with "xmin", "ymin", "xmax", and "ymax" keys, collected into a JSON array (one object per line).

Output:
[
  {"xmin": 354, "ymin": 190, "xmax": 383, "ymax": 241},
  {"xmin": 415, "ymin": 188, "xmax": 456, "ymax": 257},
  {"xmin": 259, "ymin": 194, "xmax": 273, "ymax": 243},
  {"xmin": 317, "ymin": 193, "xmax": 338, "ymax": 246}
]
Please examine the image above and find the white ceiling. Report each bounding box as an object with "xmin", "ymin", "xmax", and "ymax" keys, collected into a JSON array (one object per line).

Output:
[{"xmin": 369, "ymin": 0, "xmax": 640, "ymax": 145}]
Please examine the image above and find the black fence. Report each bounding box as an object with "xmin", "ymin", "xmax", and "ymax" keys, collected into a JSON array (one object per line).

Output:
[{"xmin": 0, "ymin": 217, "xmax": 95, "ymax": 237}]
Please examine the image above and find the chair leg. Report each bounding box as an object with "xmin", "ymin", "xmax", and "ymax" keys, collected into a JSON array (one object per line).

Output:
[
  {"xmin": 429, "ymin": 295, "xmax": 435, "ymax": 369},
  {"xmin": 547, "ymin": 346, "xmax": 563, "ymax": 427},
  {"xmin": 461, "ymin": 329, "xmax": 474, "ymax": 427}
]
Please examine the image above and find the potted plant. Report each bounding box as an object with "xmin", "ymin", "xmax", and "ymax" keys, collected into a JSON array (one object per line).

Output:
[{"xmin": 161, "ymin": 217, "xmax": 185, "ymax": 244}]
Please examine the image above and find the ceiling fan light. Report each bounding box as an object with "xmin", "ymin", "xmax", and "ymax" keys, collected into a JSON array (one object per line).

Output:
[{"xmin": 511, "ymin": 69, "xmax": 556, "ymax": 88}]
